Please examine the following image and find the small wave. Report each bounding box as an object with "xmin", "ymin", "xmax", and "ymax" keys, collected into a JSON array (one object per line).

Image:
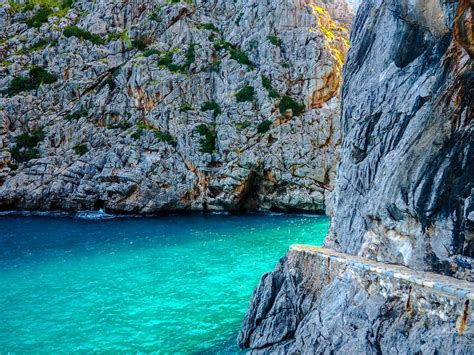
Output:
[
  {"xmin": 0, "ymin": 210, "xmax": 71, "ymax": 217},
  {"xmin": 75, "ymin": 209, "xmax": 116, "ymax": 220},
  {"xmin": 0, "ymin": 209, "xmax": 138, "ymax": 220}
]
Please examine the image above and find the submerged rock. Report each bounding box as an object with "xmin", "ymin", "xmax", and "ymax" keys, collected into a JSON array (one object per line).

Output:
[{"xmin": 0, "ymin": 0, "xmax": 351, "ymax": 213}]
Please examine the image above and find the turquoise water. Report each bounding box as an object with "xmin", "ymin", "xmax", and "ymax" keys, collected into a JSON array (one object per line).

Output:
[{"xmin": 0, "ymin": 213, "xmax": 328, "ymax": 353}]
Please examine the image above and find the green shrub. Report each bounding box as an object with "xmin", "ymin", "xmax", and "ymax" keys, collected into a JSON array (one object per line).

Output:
[
  {"xmin": 267, "ymin": 35, "xmax": 281, "ymax": 46},
  {"xmin": 155, "ymin": 130, "xmax": 177, "ymax": 147},
  {"xmin": 157, "ymin": 51, "xmax": 173, "ymax": 66},
  {"xmin": 195, "ymin": 124, "xmax": 216, "ymax": 154},
  {"xmin": 16, "ymin": 129, "xmax": 45, "ymax": 149},
  {"xmin": 235, "ymin": 86, "xmax": 255, "ymax": 103},
  {"xmin": 229, "ymin": 47, "xmax": 253, "ymax": 68},
  {"xmin": 128, "ymin": 122, "xmax": 177, "ymax": 147},
  {"xmin": 25, "ymin": 5, "xmax": 53, "ymax": 27},
  {"xmin": 261, "ymin": 75, "xmax": 279, "ymax": 98},
  {"xmin": 198, "ymin": 23, "xmax": 218, "ymax": 31},
  {"xmin": 235, "ymin": 121, "xmax": 251, "ymax": 130},
  {"xmin": 130, "ymin": 130, "xmax": 142, "ymax": 140},
  {"xmin": 181, "ymin": 43, "xmax": 196, "ymax": 71},
  {"xmin": 136, "ymin": 122, "xmax": 154, "ymax": 130},
  {"xmin": 64, "ymin": 25, "xmax": 105, "ymax": 45},
  {"xmin": 106, "ymin": 32, "xmax": 122, "ymax": 42},
  {"xmin": 213, "ymin": 40, "xmax": 231, "ymax": 52},
  {"xmin": 106, "ymin": 121, "xmax": 132, "ymax": 130},
  {"xmin": 97, "ymin": 75, "xmax": 116, "ymax": 92},
  {"xmin": 179, "ymin": 103, "xmax": 193, "ymax": 112},
  {"xmin": 132, "ymin": 37, "xmax": 148, "ymax": 51},
  {"xmin": 73, "ymin": 143, "xmax": 88, "ymax": 156},
  {"xmin": 257, "ymin": 120, "xmax": 272, "ymax": 134},
  {"xmin": 10, "ymin": 129, "xmax": 45, "ymax": 162},
  {"xmin": 64, "ymin": 107, "xmax": 87, "ymax": 121},
  {"xmin": 4, "ymin": 65, "xmax": 57, "ymax": 96},
  {"xmin": 143, "ymin": 48, "xmax": 160, "ymax": 57},
  {"xmin": 279, "ymin": 96, "xmax": 305, "ymax": 116},
  {"xmin": 201, "ymin": 101, "xmax": 221, "ymax": 118}
]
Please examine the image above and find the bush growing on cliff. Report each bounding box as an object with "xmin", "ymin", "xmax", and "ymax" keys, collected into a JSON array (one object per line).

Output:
[
  {"xmin": 143, "ymin": 48, "xmax": 160, "ymax": 57},
  {"xmin": 229, "ymin": 47, "xmax": 254, "ymax": 69},
  {"xmin": 261, "ymin": 75, "xmax": 279, "ymax": 98},
  {"xmin": 129, "ymin": 122, "xmax": 177, "ymax": 147},
  {"xmin": 64, "ymin": 107, "xmax": 88, "ymax": 121},
  {"xmin": 64, "ymin": 25, "xmax": 105, "ymax": 45},
  {"xmin": 195, "ymin": 124, "xmax": 217, "ymax": 154},
  {"xmin": 132, "ymin": 37, "xmax": 148, "ymax": 51},
  {"xmin": 155, "ymin": 130, "xmax": 177, "ymax": 147},
  {"xmin": 279, "ymin": 95, "xmax": 305, "ymax": 117},
  {"xmin": 235, "ymin": 121, "xmax": 251, "ymax": 130},
  {"xmin": 198, "ymin": 23, "xmax": 218, "ymax": 32},
  {"xmin": 4, "ymin": 65, "xmax": 57, "ymax": 96},
  {"xmin": 25, "ymin": 5, "xmax": 53, "ymax": 27},
  {"xmin": 201, "ymin": 101, "xmax": 221, "ymax": 118},
  {"xmin": 106, "ymin": 121, "xmax": 131, "ymax": 130},
  {"xmin": 257, "ymin": 120, "xmax": 272, "ymax": 134},
  {"xmin": 17, "ymin": 1, "xmax": 75, "ymax": 26},
  {"xmin": 179, "ymin": 103, "xmax": 193, "ymax": 112},
  {"xmin": 10, "ymin": 129, "xmax": 45, "ymax": 162},
  {"xmin": 267, "ymin": 35, "xmax": 281, "ymax": 46},
  {"xmin": 73, "ymin": 144, "xmax": 88, "ymax": 156},
  {"xmin": 235, "ymin": 86, "xmax": 255, "ymax": 103}
]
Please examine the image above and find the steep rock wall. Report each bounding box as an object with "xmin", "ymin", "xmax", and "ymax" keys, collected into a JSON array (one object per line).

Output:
[
  {"xmin": 239, "ymin": 0, "xmax": 473, "ymax": 352},
  {"xmin": 326, "ymin": 0, "xmax": 473, "ymax": 275},
  {"xmin": 0, "ymin": 0, "xmax": 350, "ymax": 213}
]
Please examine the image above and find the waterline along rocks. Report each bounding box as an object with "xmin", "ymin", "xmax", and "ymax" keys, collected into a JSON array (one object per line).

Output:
[
  {"xmin": 0, "ymin": 0, "xmax": 351, "ymax": 213},
  {"xmin": 240, "ymin": 0, "xmax": 473, "ymax": 352}
]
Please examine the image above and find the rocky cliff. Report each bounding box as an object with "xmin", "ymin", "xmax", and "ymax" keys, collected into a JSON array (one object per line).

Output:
[
  {"xmin": 0, "ymin": 0, "xmax": 350, "ymax": 213},
  {"xmin": 326, "ymin": 0, "xmax": 473, "ymax": 276},
  {"xmin": 240, "ymin": 0, "xmax": 473, "ymax": 352}
]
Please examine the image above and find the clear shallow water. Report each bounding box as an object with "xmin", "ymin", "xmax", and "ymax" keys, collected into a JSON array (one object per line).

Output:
[{"xmin": 0, "ymin": 213, "xmax": 328, "ymax": 353}]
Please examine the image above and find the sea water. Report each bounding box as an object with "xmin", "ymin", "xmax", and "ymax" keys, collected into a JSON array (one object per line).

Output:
[{"xmin": 0, "ymin": 213, "xmax": 328, "ymax": 353}]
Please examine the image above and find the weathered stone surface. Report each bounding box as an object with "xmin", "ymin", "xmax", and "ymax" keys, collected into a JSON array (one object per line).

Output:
[
  {"xmin": 326, "ymin": 0, "xmax": 473, "ymax": 274},
  {"xmin": 0, "ymin": 0, "xmax": 351, "ymax": 213},
  {"xmin": 240, "ymin": 0, "xmax": 473, "ymax": 352},
  {"xmin": 239, "ymin": 245, "xmax": 474, "ymax": 353}
]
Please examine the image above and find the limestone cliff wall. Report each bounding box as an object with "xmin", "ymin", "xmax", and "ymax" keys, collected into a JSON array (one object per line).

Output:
[
  {"xmin": 239, "ymin": 0, "xmax": 473, "ymax": 352},
  {"xmin": 0, "ymin": 0, "xmax": 350, "ymax": 213},
  {"xmin": 326, "ymin": 0, "xmax": 473, "ymax": 275}
]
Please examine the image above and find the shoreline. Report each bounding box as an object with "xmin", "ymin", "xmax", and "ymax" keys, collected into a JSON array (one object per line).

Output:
[{"xmin": 0, "ymin": 208, "xmax": 328, "ymax": 220}]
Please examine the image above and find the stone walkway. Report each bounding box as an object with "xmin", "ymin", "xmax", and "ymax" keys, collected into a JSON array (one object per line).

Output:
[{"xmin": 291, "ymin": 244, "xmax": 474, "ymax": 300}]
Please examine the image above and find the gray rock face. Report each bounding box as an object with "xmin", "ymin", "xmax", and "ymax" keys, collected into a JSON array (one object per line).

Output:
[
  {"xmin": 239, "ymin": 0, "xmax": 473, "ymax": 352},
  {"xmin": 326, "ymin": 0, "xmax": 474, "ymax": 275},
  {"xmin": 0, "ymin": 0, "xmax": 351, "ymax": 213},
  {"xmin": 239, "ymin": 246, "xmax": 474, "ymax": 353}
]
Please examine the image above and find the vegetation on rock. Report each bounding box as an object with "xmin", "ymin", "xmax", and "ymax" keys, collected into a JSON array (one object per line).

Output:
[
  {"xmin": 279, "ymin": 96, "xmax": 305, "ymax": 116},
  {"xmin": 4, "ymin": 66, "xmax": 57, "ymax": 96}
]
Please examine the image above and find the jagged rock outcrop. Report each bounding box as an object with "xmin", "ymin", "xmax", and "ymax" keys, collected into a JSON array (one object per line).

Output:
[
  {"xmin": 0, "ymin": 0, "xmax": 350, "ymax": 213},
  {"xmin": 326, "ymin": 0, "xmax": 473, "ymax": 276},
  {"xmin": 239, "ymin": 0, "xmax": 473, "ymax": 352},
  {"xmin": 239, "ymin": 246, "xmax": 474, "ymax": 353}
]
